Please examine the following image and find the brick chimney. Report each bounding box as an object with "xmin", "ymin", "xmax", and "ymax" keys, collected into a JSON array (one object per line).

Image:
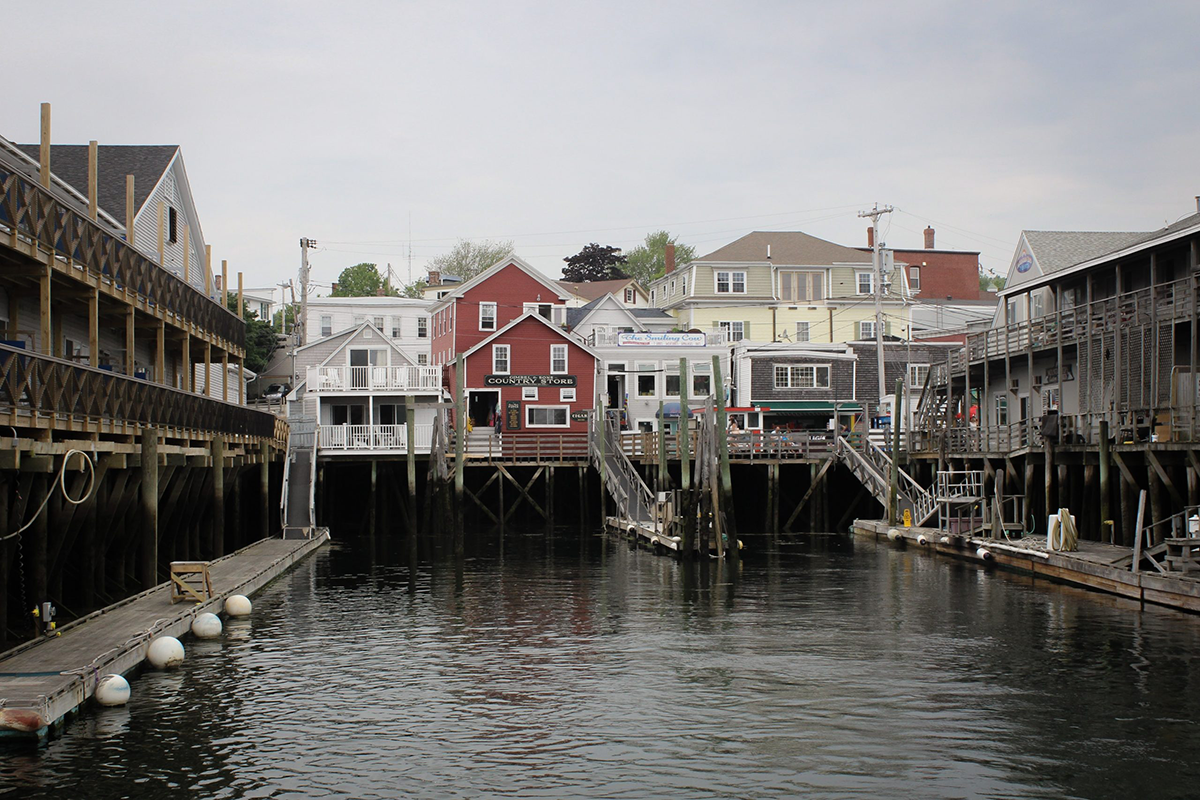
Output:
[
  {"xmin": 331, "ymin": 281, "xmax": 339, "ymax": 294},
  {"xmin": 665, "ymin": 243, "xmax": 676, "ymax": 274},
  {"xmin": 428, "ymin": 269, "xmax": 441, "ymax": 286},
  {"xmin": 866, "ymin": 226, "xmax": 874, "ymax": 248},
  {"xmin": 924, "ymin": 226, "xmax": 935, "ymax": 249}
]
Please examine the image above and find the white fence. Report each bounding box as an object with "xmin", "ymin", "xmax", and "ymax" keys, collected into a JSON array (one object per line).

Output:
[
  {"xmin": 318, "ymin": 423, "xmax": 434, "ymax": 452},
  {"xmin": 308, "ymin": 365, "xmax": 441, "ymax": 393}
]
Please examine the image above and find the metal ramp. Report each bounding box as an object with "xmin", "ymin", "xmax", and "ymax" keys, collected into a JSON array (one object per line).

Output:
[
  {"xmin": 590, "ymin": 416, "xmax": 675, "ymax": 548},
  {"xmin": 281, "ymin": 415, "xmax": 317, "ymax": 538},
  {"xmin": 835, "ymin": 436, "xmax": 938, "ymax": 526}
]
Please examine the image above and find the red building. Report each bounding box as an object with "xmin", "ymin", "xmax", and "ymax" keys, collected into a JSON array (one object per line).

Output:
[
  {"xmin": 429, "ymin": 256, "xmax": 572, "ymax": 367},
  {"xmin": 859, "ymin": 225, "xmax": 983, "ymax": 301},
  {"xmin": 458, "ymin": 313, "xmax": 598, "ymax": 433}
]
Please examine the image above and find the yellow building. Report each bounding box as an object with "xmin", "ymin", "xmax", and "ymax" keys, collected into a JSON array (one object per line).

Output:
[{"xmin": 648, "ymin": 231, "xmax": 912, "ymax": 344}]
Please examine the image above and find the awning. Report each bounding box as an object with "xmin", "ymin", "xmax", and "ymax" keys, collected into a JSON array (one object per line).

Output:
[
  {"xmin": 657, "ymin": 402, "xmax": 698, "ymax": 419},
  {"xmin": 753, "ymin": 401, "xmax": 861, "ymax": 412}
]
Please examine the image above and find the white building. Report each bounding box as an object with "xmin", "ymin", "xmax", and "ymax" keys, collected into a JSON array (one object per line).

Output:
[
  {"xmin": 557, "ymin": 278, "xmax": 649, "ymax": 308},
  {"xmin": 305, "ymin": 296, "xmax": 433, "ymax": 365}
]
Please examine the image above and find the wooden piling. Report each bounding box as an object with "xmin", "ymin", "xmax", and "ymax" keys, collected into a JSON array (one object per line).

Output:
[
  {"xmin": 679, "ymin": 359, "xmax": 690, "ymax": 491},
  {"xmin": 210, "ymin": 436, "xmax": 224, "ymax": 557},
  {"xmin": 0, "ymin": 480, "xmax": 8, "ymax": 646},
  {"xmin": 259, "ymin": 441, "xmax": 271, "ymax": 539},
  {"xmin": 39, "ymin": 103, "xmax": 51, "ymax": 189},
  {"xmin": 140, "ymin": 430, "xmax": 159, "ymax": 588},
  {"xmin": 87, "ymin": 140, "xmax": 98, "ymax": 221},
  {"xmin": 1099, "ymin": 420, "xmax": 1112, "ymax": 543},
  {"xmin": 454, "ymin": 354, "xmax": 465, "ymax": 522},
  {"xmin": 369, "ymin": 459, "xmax": 377, "ymax": 537},
  {"xmin": 657, "ymin": 400, "xmax": 666, "ymax": 492},
  {"xmin": 406, "ymin": 397, "xmax": 417, "ymax": 501},
  {"xmin": 888, "ymin": 378, "xmax": 902, "ymax": 524}
]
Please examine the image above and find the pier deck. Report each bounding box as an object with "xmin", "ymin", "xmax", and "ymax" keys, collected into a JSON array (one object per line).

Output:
[
  {"xmin": 0, "ymin": 531, "xmax": 330, "ymax": 739},
  {"xmin": 854, "ymin": 519, "xmax": 1200, "ymax": 614}
]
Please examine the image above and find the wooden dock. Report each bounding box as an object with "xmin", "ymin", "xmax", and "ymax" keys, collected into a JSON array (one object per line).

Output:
[
  {"xmin": 854, "ymin": 519, "xmax": 1200, "ymax": 614},
  {"xmin": 0, "ymin": 531, "xmax": 330, "ymax": 739}
]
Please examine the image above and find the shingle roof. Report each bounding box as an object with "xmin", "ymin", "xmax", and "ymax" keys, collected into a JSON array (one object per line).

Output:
[
  {"xmin": 1023, "ymin": 230, "xmax": 1149, "ymax": 275},
  {"xmin": 556, "ymin": 278, "xmax": 637, "ymax": 301},
  {"xmin": 14, "ymin": 143, "xmax": 179, "ymax": 220},
  {"xmin": 696, "ymin": 231, "xmax": 872, "ymax": 265},
  {"xmin": 629, "ymin": 308, "xmax": 673, "ymax": 319}
]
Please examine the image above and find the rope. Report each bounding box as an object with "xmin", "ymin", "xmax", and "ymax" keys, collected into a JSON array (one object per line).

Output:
[{"xmin": 1, "ymin": 449, "xmax": 96, "ymax": 542}]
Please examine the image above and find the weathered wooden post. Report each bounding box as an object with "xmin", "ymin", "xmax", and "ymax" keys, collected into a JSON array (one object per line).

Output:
[
  {"xmin": 889, "ymin": 378, "xmax": 902, "ymax": 525},
  {"xmin": 596, "ymin": 398, "xmax": 606, "ymax": 527},
  {"xmin": 406, "ymin": 398, "xmax": 417, "ymax": 525},
  {"xmin": 141, "ymin": 430, "xmax": 159, "ymax": 587},
  {"xmin": 454, "ymin": 355, "xmax": 466, "ymax": 557},
  {"xmin": 679, "ymin": 359, "xmax": 694, "ymax": 555},
  {"xmin": 369, "ymin": 459, "xmax": 378, "ymax": 537},
  {"xmin": 714, "ymin": 355, "xmax": 736, "ymax": 563},
  {"xmin": 657, "ymin": 400, "xmax": 667, "ymax": 493},
  {"xmin": 1099, "ymin": 420, "xmax": 1112, "ymax": 543},
  {"xmin": 259, "ymin": 441, "xmax": 271, "ymax": 539},
  {"xmin": 210, "ymin": 436, "xmax": 224, "ymax": 557}
]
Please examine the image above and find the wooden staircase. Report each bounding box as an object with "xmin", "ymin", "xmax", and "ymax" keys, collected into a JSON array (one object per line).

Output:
[{"xmin": 834, "ymin": 436, "xmax": 938, "ymax": 526}]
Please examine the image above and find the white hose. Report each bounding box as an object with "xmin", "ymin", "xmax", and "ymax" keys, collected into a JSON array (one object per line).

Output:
[{"xmin": 0, "ymin": 449, "xmax": 96, "ymax": 541}]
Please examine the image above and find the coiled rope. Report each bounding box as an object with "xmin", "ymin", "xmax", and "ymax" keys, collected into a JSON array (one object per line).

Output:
[{"xmin": 0, "ymin": 449, "xmax": 96, "ymax": 542}]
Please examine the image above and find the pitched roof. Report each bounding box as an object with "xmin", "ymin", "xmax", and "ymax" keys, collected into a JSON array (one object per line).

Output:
[
  {"xmin": 15, "ymin": 143, "xmax": 179, "ymax": 220},
  {"xmin": 1022, "ymin": 230, "xmax": 1149, "ymax": 275},
  {"xmin": 461, "ymin": 311, "xmax": 600, "ymax": 361},
  {"xmin": 695, "ymin": 231, "xmax": 872, "ymax": 266},
  {"xmin": 557, "ymin": 277, "xmax": 640, "ymax": 302},
  {"xmin": 429, "ymin": 255, "xmax": 569, "ymax": 311}
]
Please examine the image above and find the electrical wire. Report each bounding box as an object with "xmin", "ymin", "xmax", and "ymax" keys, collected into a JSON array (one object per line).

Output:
[{"xmin": 1, "ymin": 449, "xmax": 96, "ymax": 542}]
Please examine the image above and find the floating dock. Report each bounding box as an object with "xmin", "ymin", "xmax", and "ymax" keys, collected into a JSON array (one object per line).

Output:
[
  {"xmin": 0, "ymin": 531, "xmax": 330, "ymax": 740},
  {"xmin": 854, "ymin": 519, "xmax": 1200, "ymax": 614}
]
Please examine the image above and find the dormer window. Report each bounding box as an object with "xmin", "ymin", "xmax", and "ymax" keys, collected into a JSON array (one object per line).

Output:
[{"xmin": 480, "ymin": 302, "xmax": 497, "ymax": 331}]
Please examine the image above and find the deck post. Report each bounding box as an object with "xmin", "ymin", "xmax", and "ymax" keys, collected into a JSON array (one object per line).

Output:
[
  {"xmin": 454, "ymin": 354, "xmax": 465, "ymax": 520},
  {"xmin": 86, "ymin": 141, "xmax": 98, "ymax": 218},
  {"xmin": 714, "ymin": 355, "xmax": 736, "ymax": 563},
  {"xmin": 1099, "ymin": 420, "xmax": 1112, "ymax": 543},
  {"xmin": 406, "ymin": 397, "xmax": 417, "ymax": 499},
  {"xmin": 210, "ymin": 436, "xmax": 225, "ymax": 557},
  {"xmin": 1044, "ymin": 442, "xmax": 1055, "ymax": 531},
  {"xmin": 259, "ymin": 441, "xmax": 271, "ymax": 539},
  {"xmin": 88, "ymin": 289, "xmax": 99, "ymax": 367},
  {"xmin": 1148, "ymin": 458, "xmax": 1163, "ymax": 545},
  {"xmin": 125, "ymin": 175, "xmax": 135, "ymax": 245},
  {"xmin": 181, "ymin": 334, "xmax": 191, "ymax": 392},
  {"xmin": 658, "ymin": 400, "xmax": 667, "ymax": 492},
  {"xmin": 369, "ymin": 459, "xmax": 377, "ymax": 537},
  {"xmin": 39, "ymin": 265, "xmax": 51, "ymax": 356},
  {"xmin": 679, "ymin": 359, "xmax": 690, "ymax": 491},
  {"xmin": 889, "ymin": 378, "xmax": 902, "ymax": 524},
  {"xmin": 39, "ymin": 103, "xmax": 51, "ymax": 188},
  {"xmin": 596, "ymin": 399, "xmax": 605, "ymax": 527},
  {"xmin": 140, "ymin": 430, "xmax": 159, "ymax": 588}
]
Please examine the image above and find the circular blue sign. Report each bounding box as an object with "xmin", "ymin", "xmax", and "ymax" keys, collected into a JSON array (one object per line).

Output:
[{"xmin": 1016, "ymin": 254, "xmax": 1034, "ymax": 274}]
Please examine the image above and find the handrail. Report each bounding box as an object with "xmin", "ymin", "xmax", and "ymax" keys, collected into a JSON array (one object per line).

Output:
[{"xmin": 592, "ymin": 414, "xmax": 658, "ymax": 531}]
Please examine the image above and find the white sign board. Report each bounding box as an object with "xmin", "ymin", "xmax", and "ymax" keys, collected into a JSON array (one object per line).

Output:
[{"xmin": 617, "ymin": 332, "xmax": 706, "ymax": 347}]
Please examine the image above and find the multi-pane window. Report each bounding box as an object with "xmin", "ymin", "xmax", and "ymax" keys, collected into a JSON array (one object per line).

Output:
[
  {"xmin": 856, "ymin": 272, "xmax": 874, "ymax": 295},
  {"xmin": 523, "ymin": 387, "xmax": 539, "ymax": 400},
  {"xmin": 909, "ymin": 266, "xmax": 921, "ymax": 291},
  {"xmin": 681, "ymin": 276, "xmax": 687, "ymax": 295},
  {"xmin": 665, "ymin": 371, "xmax": 681, "ymax": 397},
  {"xmin": 715, "ymin": 271, "xmax": 746, "ymax": 294},
  {"xmin": 637, "ymin": 363, "xmax": 657, "ymax": 397},
  {"xmin": 480, "ymin": 302, "xmax": 497, "ymax": 331},
  {"xmin": 859, "ymin": 320, "xmax": 876, "ymax": 340},
  {"xmin": 779, "ymin": 271, "xmax": 824, "ymax": 302},
  {"xmin": 391, "ymin": 319, "xmax": 402, "ymax": 338},
  {"xmin": 719, "ymin": 321, "xmax": 745, "ymax": 342},
  {"xmin": 526, "ymin": 406, "xmax": 569, "ymax": 427},
  {"xmin": 774, "ymin": 365, "xmax": 831, "ymax": 389},
  {"xmin": 624, "ymin": 288, "xmax": 635, "ymax": 303},
  {"xmin": 995, "ymin": 394, "xmax": 1008, "ymax": 425},
  {"xmin": 492, "ymin": 344, "xmax": 510, "ymax": 374},
  {"xmin": 417, "ymin": 317, "xmax": 428, "ymax": 338},
  {"xmin": 670, "ymin": 280, "xmax": 676, "ymax": 295},
  {"xmin": 550, "ymin": 344, "xmax": 568, "ymax": 374},
  {"xmin": 560, "ymin": 388, "xmax": 576, "ymax": 402},
  {"xmin": 908, "ymin": 364, "xmax": 930, "ymax": 390},
  {"xmin": 373, "ymin": 316, "xmax": 384, "ymax": 330},
  {"xmin": 795, "ymin": 322, "xmax": 810, "ymax": 342},
  {"xmin": 320, "ymin": 315, "xmax": 332, "ymax": 337},
  {"xmin": 417, "ymin": 354, "xmax": 428, "ymax": 365},
  {"xmin": 692, "ymin": 362, "xmax": 712, "ymax": 396}
]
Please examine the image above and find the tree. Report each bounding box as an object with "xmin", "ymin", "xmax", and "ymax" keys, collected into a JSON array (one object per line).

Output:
[
  {"xmin": 562, "ymin": 243, "xmax": 628, "ymax": 282},
  {"xmin": 272, "ymin": 303, "xmax": 297, "ymax": 333},
  {"xmin": 623, "ymin": 231, "xmax": 697, "ymax": 288},
  {"xmin": 427, "ymin": 239, "xmax": 515, "ymax": 282},
  {"xmin": 225, "ymin": 295, "xmax": 278, "ymax": 374},
  {"xmin": 400, "ymin": 279, "xmax": 427, "ymax": 299},
  {"xmin": 979, "ymin": 269, "xmax": 1006, "ymax": 292},
  {"xmin": 330, "ymin": 262, "xmax": 398, "ymax": 297}
]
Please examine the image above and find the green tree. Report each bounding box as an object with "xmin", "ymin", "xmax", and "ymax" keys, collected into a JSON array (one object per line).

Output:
[
  {"xmin": 330, "ymin": 262, "xmax": 398, "ymax": 297},
  {"xmin": 224, "ymin": 295, "xmax": 278, "ymax": 374},
  {"xmin": 271, "ymin": 303, "xmax": 297, "ymax": 333},
  {"xmin": 401, "ymin": 279, "xmax": 427, "ymax": 299},
  {"xmin": 562, "ymin": 243, "xmax": 628, "ymax": 282},
  {"xmin": 427, "ymin": 239, "xmax": 515, "ymax": 282},
  {"xmin": 979, "ymin": 269, "xmax": 1006, "ymax": 292},
  {"xmin": 624, "ymin": 231, "xmax": 697, "ymax": 288}
]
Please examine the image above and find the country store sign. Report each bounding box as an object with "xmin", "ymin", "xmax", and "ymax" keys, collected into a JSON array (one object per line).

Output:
[
  {"xmin": 484, "ymin": 374, "xmax": 577, "ymax": 387},
  {"xmin": 617, "ymin": 332, "xmax": 706, "ymax": 347}
]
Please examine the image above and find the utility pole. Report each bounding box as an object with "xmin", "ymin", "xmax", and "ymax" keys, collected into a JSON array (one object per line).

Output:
[
  {"xmin": 299, "ymin": 237, "xmax": 318, "ymax": 346},
  {"xmin": 858, "ymin": 203, "xmax": 893, "ymax": 424}
]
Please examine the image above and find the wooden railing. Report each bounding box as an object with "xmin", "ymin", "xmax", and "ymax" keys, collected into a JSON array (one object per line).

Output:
[
  {"xmin": 0, "ymin": 153, "xmax": 244, "ymax": 346},
  {"xmin": 461, "ymin": 432, "xmax": 590, "ymax": 463},
  {"xmin": 0, "ymin": 343, "xmax": 277, "ymax": 440},
  {"xmin": 620, "ymin": 429, "xmax": 837, "ymax": 461},
  {"xmin": 318, "ymin": 423, "xmax": 434, "ymax": 451},
  {"xmin": 308, "ymin": 365, "xmax": 441, "ymax": 393}
]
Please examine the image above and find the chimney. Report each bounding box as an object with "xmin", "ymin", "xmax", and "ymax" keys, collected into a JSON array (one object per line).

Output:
[
  {"xmin": 331, "ymin": 281, "xmax": 339, "ymax": 294},
  {"xmin": 1195, "ymin": 196, "xmax": 1199, "ymax": 214},
  {"xmin": 665, "ymin": 243, "xmax": 676, "ymax": 274},
  {"xmin": 376, "ymin": 286, "xmax": 385, "ymax": 296},
  {"xmin": 924, "ymin": 226, "xmax": 936, "ymax": 249},
  {"xmin": 428, "ymin": 269, "xmax": 441, "ymax": 286},
  {"xmin": 866, "ymin": 226, "xmax": 874, "ymax": 248}
]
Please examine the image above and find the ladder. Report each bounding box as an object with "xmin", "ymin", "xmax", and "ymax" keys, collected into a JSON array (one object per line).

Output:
[{"xmin": 281, "ymin": 415, "xmax": 317, "ymax": 538}]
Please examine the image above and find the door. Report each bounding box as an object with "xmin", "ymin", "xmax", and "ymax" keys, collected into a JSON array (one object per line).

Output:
[
  {"xmin": 349, "ymin": 349, "xmax": 369, "ymax": 388},
  {"xmin": 468, "ymin": 390, "xmax": 499, "ymax": 427}
]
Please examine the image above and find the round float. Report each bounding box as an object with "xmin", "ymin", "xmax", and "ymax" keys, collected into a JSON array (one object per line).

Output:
[
  {"xmin": 146, "ymin": 636, "xmax": 185, "ymax": 669},
  {"xmin": 95, "ymin": 674, "xmax": 130, "ymax": 706},
  {"xmin": 191, "ymin": 612, "xmax": 223, "ymax": 639},
  {"xmin": 224, "ymin": 595, "xmax": 252, "ymax": 617}
]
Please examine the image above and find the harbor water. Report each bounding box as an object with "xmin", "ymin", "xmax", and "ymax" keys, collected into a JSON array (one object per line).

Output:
[{"xmin": 5, "ymin": 529, "xmax": 1200, "ymax": 799}]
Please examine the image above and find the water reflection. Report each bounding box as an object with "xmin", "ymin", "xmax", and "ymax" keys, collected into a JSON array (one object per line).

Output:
[{"xmin": 5, "ymin": 530, "xmax": 1200, "ymax": 798}]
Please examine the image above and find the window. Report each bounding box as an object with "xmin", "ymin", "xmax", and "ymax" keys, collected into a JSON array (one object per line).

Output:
[
  {"xmin": 995, "ymin": 394, "xmax": 1008, "ymax": 425},
  {"xmin": 651, "ymin": 289, "xmax": 656, "ymax": 304},
  {"xmin": 523, "ymin": 303, "xmax": 554, "ymax": 321},
  {"xmin": 353, "ymin": 315, "xmax": 365, "ymax": 327},
  {"xmin": 480, "ymin": 302, "xmax": 497, "ymax": 331},
  {"xmin": 417, "ymin": 354, "xmax": 428, "ymax": 366},
  {"xmin": 492, "ymin": 344, "xmax": 510, "ymax": 374},
  {"xmin": 681, "ymin": 276, "xmax": 687, "ymax": 295},
  {"xmin": 550, "ymin": 344, "xmax": 568, "ymax": 374},
  {"xmin": 779, "ymin": 271, "xmax": 824, "ymax": 302},
  {"xmin": 373, "ymin": 316, "xmax": 384, "ymax": 330},
  {"xmin": 856, "ymin": 272, "xmax": 874, "ymax": 295},
  {"xmin": 391, "ymin": 319, "xmax": 402, "ymax": 338},
  {"xmin": 168, "ymin": 206, "xmax": 178, "ymax": 243},
  {"xmin": 665, "ymin": 371, "xmax": 681, "ymax": 397},
  {"xmin": 909, "ymin": 266, "xmax": 921, "ymax": 291},
  {"xmin": 670, "ymin": 280, "xmax": 676, "ymax": 295},
  {"xmin": 526, "ymin": 406, "xmax": 569, "ymax": 427},
  {"xmin": 523, "ymin": 387, "xmax": 539, "ymax": 400},
  {"xmin": 417, "ymin": 317, "xmax": 428, "ymax": 338},
  {"xmin": 859, "ymin": 320, "xmax": 876, "ymax": 340},
  {"xmin": 719, "ymin": 321, "xmax": 745, "ymax": 342},
  {"xmin": 624, "ymin": 288, "xmax": 635, "ymax": 303},
  {"xmin": 320, "ymin": 315, "xmax": 332, "ymax": 337},
  {"xmin": 795, "ymin": 322, "xmax": 810, "ymax": 342},
  {"xmin": 774, "ymin": 365, "xmax": 831, "ymax": 389},
  {"xmin": 637, "ymin": 363, "xmax": 657, "ymax": 397},
  {"xmin": 908, "ymin": 364, "xmax": 930, "ymax": 390},
  {"xmin": 693, "ymin": 363, "xmax": 712, "ymax": 396},
  {"xmin": 560, "ymin": 388, "xmax": 576, "ymax": 402},
  {"xmin": 716, "ymin": 271, "xmax": 746, "ymax": 294}
]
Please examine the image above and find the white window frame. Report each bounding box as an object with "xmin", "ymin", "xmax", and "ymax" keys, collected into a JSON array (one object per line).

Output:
[
  {"xmin": 651, "ymin": 289, "xmax": 656, "ymax": 304},
  {"xmin": 681, "ymin": 276, "xmax": 687, "ymax": 295},
  {"xmin": 523, "ymin": 387, "xmax": 539, "ymax": 400},
  {"xmin": 909, "ymin": 266, "xmax": 921, "ymax": 291},
  {"xmin": 320, "ymin": 315, "xmax": 332, "ymax": 337},
  {"xmin": 715, "ymin": 270, "xmax": 747, "ymax": 294},
  {"xmin": 417, "ymin": 353, "xmax": 428, "ymax": 366},
  {"xmin": 664, "ymin": 369, "xmax": 681, "ymax": 398},
  {"xmin": 774, "ymin": 364, "xmax": 831, "ymax": 389},
  {"xmin": 796, "ymin": 321, "xmax": 810, "ymax": 342},
  {"xmin": 718, "ymin": 321, "xmax": 745, "ymax": 342},
  {"xmin": 560, "ymin": 387, "xmax": 576, "ymax": 402},
  {"xmin": 908, "ymin": 364, "xmax": 930, "ymax": 391},
  {"xmin": 492, "ymin": 344, "xmax": 510, "ymax": 375},
  {"xmin": 624, "ymin": 288, "xmax": 635, "ymax": 303},
  {"xmin": 859, "ymin": 320, "xmax": 876, "ymax": 340},
  {"xmin": 995, "ymin": 393, "xmax": 1009, "ymax": 425},
  {"xmin": 372, "ymin": 316, "xmax": 384, "ymax": 330},
  {"xmin": 856, "ymin": 272, "xmax": 874, "ymax": 296},
  {"xmin": 525, "ymin": 405, "xmax": 570, "ymax": 428},
  {"xmin": 550, "ymin": 344, "xmax": 568, "ymax": 375},
  {"xmin": 636, "ymin": 362, "xmax": 657, "ymax": 398},
  {"xmin": 417, "ymin": 317, "xmax": 428, "ymax": 338},
  {"xmin": 479, "ymin": 302, "xmax": 497, "ymax": 331},
  {"xmin": 692, "ymin": 362, "xmax": 712, "ymax": 397}
]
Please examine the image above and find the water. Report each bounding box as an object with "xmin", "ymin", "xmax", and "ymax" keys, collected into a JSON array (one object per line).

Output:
[{"xmin": 6, "ymin": 530, "xmax": 1200, "ymax": 799}]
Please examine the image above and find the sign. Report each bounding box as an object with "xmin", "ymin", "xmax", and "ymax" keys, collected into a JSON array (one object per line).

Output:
[
  {"xmin": 1015, "ymin": 252, "xmax": 1034, "ymax": 274},
  {"xmin": 485, "ymin": 374, "xmax": 577, "ymax": 387},
  {"xmin": 505, "ymin": 400, "xmax": 521, "ymax": 430},
  {"xmin": 902, "ymin": 508, "xmax": 912, "ymax": 528},
  {"xmin": 617, "ymin": 332, "xmax": 706, "ymax": 347},
  {"xmin": 570, "ymin": 410, "xmax": 590, "ymax": 422}
]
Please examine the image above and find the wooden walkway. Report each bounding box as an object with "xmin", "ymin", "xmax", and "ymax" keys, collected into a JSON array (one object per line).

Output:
[{"xmin": 0, "ymin": 532, "xmax": 330, "ymax": 739}]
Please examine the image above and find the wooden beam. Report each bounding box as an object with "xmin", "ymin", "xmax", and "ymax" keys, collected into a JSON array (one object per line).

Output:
[
  {"xmin": 181, "ymin": 333, "xmax": 191, "ymax": 392},
  {"xmin": 1146, "ymin": 449, "xmax": 1184, "ymax": 510},
  {"xmin": 205, "ymin": 244, "xmax": 212, "ymax": 296},
  {"xmin": 784, "ymin": 456, "xmax": 835, "ymax": 531},
  {"xmin": 1111, "ymin": 451, "xmax": 1140, "ymax": 490},
  {"xmin": 155, "ymin": 320, "xmax": 165, "ymax": 384},
  {"xmin": 87, "ymin": 140, "xmax": 98, "ymax": 221},
  {"xmin": 464, "ymin": 484, "xmax": 499, "ymax": 525},
  {"xmin": 125, "ymin": 306, "xmax": 135, "ymax": 375},
  {"xmin": 39, "ymin": 265, "xmax": 51, "ymax": 356},
  {"xmin": 140, "ymin": 430, "xmax": 159, "ymax": 589},
  {"xmin": 182, "ymin": 224, "xmax": 190, "ymax": 285},
  {"xmin": 125, "ymin": 175, "xmax": 135, "ymax": 245},
  {"xmin": 39, "ymin": 103, "xmax": 51, "ymax": 189},
  {"xmin": 156, "ymin": 201, "xmax": 165, "ymax": 265},
  {"xmin": 88, "ymin": 288, "xmax": 99, "ymax": 367}
]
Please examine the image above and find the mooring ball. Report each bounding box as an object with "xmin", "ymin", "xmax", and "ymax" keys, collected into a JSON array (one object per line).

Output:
[
  {"xmin": 976, "ymin": 547, "xmax": 993, "ymax": 561},
  {"xmin": 191, "ymin": 612, "xmax": 223, "ymax": 640},
  {"xmin": 146, "ymin": 636, "xmax": 185, "ymax": 669},
  {"xmin": 887, "ymin": 528, "xmax": 901, "ymax": 541},
  {"xmin": 939, "ymin": 536, "xmax": 951, "ymax": 544},
  {"xmin": 917, "ymin": 534, "xmax": 929, "ymax": 546},
  {"xmin": 224, "ymin": 595, "xmax": 252, "ymax": 618},
  {"xmin": 95, "ymin": 674, "xmax": 130, "ymax": 707}
]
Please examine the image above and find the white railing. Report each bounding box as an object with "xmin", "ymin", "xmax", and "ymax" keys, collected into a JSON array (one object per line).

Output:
[
  {"xmin": 587, "ymin": 330, "xmax": 728, "ymax": 347},
  {"xmin": 318, "ymin": 423, "xmax": 434, "ymax": 452},
  {"xmin": 308, "ymin": 365, "xmax": 441, "ymax": 393}
]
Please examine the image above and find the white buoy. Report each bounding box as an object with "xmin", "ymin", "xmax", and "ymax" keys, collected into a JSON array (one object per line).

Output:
[
  {"xmin": 95, "ymin": 674, "xmax": 130, "ymax": 706},
  {"xmin": 939, "ymin": 536, "xmax": 951, "ymax": 544},
  {"xmin": 146, "ymin": 636, "xmax": 185, "ymax": 669},
  {"xmin": 224, "ymin": 595, "xmax": 252, "ymax": 617},
  {"xmin": 191, "ymin": 612, "xmax": 223, "ymax": 639},
  {"xmin": 917, "ymin": 534, "xmax": 930, "ymax": 546},
  {"xmin": 976, "ymin": 547, "xmax": 994, "ymax": 561},
  {"xmin": 887, "ymin": 528, "xmax": 902, "ymax": 542}
]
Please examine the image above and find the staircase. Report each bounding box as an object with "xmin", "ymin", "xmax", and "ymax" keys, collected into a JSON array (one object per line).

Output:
[
  {"xmin": 589, "ymin": 416, "xmax": 657, "ymax": 532},
  {"xmin": 281, "ymin": 415, "xmax": 317, "ymax": 538},
  {"xmin": 835, "ymin": 436, "xmax": 938, "ymax": 526}
]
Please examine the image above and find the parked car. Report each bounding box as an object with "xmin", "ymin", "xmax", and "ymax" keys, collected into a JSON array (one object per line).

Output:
[{"xmin": 262, "ymin": 383, "xmax": 290, "ymax": 402}]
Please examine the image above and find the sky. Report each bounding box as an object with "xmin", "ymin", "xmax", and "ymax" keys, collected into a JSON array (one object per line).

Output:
[{"xmin": 5, "ymin": 1, "xmax": 1198, "ymax": 297}]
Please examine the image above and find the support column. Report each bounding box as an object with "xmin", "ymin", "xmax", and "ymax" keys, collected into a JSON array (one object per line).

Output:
[
  {"xmin": 140, "ymin": 430, "xmax": 159, "ymax": 589},
  {"xmin": 155, "ymin": 321, "xmax": 165, "ymax": 384},
  {"xmin": 39, "ymin": 265, "xmax": 51, "ymax": 356},
  {"xmin": 125, "ymin": 307, "xmax": 135, "ymax": 375},
  {"xmin": 125, "ymin": 175, "xmax": 135, "ymax": 245},
  {"xmin": 369, "ymin": 460, "xmax": 378, "ymax": 537},
  {"xmin": 182, "ymin": 334, "xmax": 191, "ymax": 392},
  {"xmin": 204, "ymin": 342, "xmax": 212, "ymax": 396},
  {"xmin": 211, "ymin": 437, "xmax": 225, "ymax": 556},
  {"xmin": 1099, "ymin": 420, "xmax": 1112, "ymax": 543},
  {"xmin": 406, "ymin": 398, "xmax": 417, "ymax": 508},
  {"xmin": 222, "ymin": 351, "xmax": 229, "ymax": 402},
  {"xmin": 260, "ymin": 441, "xmax": 271, "ymax": 539},
  {"xmin": 39, "ymin": 103, "xmax": 51, "ymax": 188},
  {"xmin": 88, "ymin": 288, "xmax": 99, "ymax": 367},
  {"xmin": 30, "ymin": 475, "xmax": 49, "ymax": 630},
  {"xmin": 454, "ymin": 354, "xmax": 465, "ymax": 522}
]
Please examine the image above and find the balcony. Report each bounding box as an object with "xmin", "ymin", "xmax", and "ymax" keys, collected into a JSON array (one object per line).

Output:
[
  {"xmin": 318, "ymin": 423, "xmax": 434, "ymax": 453},
  {"xmin": 307, "ymin": 365, "xmax": 442, "ymax": 394},
  {"xmin": 588, "ymin": 330, "xmax": 728, "ymax": 347}
]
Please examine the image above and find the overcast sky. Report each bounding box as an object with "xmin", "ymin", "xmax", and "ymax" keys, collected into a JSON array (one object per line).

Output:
[{"xmin": 6, "ymin": 2, "xmax": 1198, "ymax": 295}]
